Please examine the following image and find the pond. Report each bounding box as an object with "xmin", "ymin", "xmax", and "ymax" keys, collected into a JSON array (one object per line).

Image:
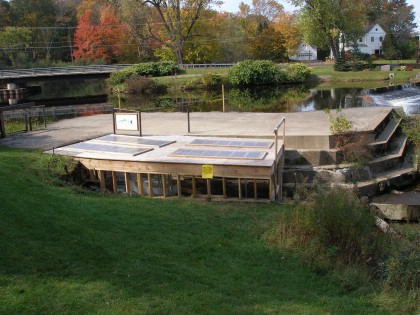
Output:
[{"xmin": 3, "ymin": 78, "xmax": 420, "ymax": 116}]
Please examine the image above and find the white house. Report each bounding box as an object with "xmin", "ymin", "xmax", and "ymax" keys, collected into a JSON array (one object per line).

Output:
[
  {"xmin": 289, "ymin": 42, "xmax": 318, "ymax": 61},
  {"xmin": 353, "ymin": 24, "xmax": 386, "ymax": 55}
]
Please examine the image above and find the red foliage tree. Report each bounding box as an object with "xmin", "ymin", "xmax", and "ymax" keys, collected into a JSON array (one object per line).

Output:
[{"xmin": 73, "ymin": 6, "xmax": 125, "ymax": 63}]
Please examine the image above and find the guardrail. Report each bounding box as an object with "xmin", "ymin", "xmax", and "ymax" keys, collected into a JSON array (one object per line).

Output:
[
  {"xmin": 0, "ymin": 64, "xmax": 133, "ymax": 79},
  {"xmin": 273, "ymin": 117, "xmax": 286, "ymax": 201},
  {"xmin": 179, "ymin": 63, "xmax": 235, "ymax": 69}
]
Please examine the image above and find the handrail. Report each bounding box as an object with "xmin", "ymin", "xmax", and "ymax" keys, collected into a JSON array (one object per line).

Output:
[{"xmin": 273, "ymin": 117, "xmax": 286, "ymax": 201}]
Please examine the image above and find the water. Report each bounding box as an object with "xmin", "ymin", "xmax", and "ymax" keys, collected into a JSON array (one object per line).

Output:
[
  {"xmin": 365, "ymin": 83, "xmax": 420, "ymax": 115},
  {"xmin": 2, "ymin": 78, "xmax": 420, "ymax": 116}
]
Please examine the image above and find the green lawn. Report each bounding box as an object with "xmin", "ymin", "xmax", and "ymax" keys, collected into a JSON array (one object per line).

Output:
[{"xmin": 0, "ymin": 147, "xmax": 417, "ymax": 314}]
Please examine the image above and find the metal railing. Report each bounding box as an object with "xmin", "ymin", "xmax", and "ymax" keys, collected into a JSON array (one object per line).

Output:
[
  {"xmin": 273, "ymin": 117, "xmax": 286, "ymax": 201},
  {"xmin": 0, "ymin": 64, "xmax": 133, "ymax": 79}
]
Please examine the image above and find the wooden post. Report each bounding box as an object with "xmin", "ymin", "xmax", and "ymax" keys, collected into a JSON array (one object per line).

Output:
[
  {"xmin": 125, "ymin": 172, "xmax": 131, "ymax": 195},
  {"xmin": 238, "ymin": 178, "xmax": 242, "ymax": 199},
  {"xmin": 192, "ymin": 176, "xmax": 197, "ymax": 197},
  {"xmin": 206, "ymin": 178, "xmax": 211, "ymax": 200},
  {"xmin": 162, "ymin": 174, "xmax": 167, "ymax": 198},
  {"xmin": 254, "ymin": 179, "xmax": 257, "ymax": 200},
  {"xmin": 0, "ymin": 112, "xmax": 6, "ymax": 138},
  {"xmin": 222, "ymin": 177, "xmax": 227, "ymax": 198},
  {"xmin": 112, "ymin": 171, "xmax": 117, "ymax": 193},
  {"xmin": 148, "ymin": 174, "xmax": 153, "ymax": 197},
  {"xmin": 137, "ymin": 173, "xmax": 144, "ymax": 196},
  {"xmin": 177, "ymin": 175, "xmax": 182, "ymax": 197},
  {"xmin": 99, "ymin": 170, "xmax": 106, "ymax": 193}
]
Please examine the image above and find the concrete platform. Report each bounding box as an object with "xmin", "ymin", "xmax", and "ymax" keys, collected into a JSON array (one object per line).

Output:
[{"xmin": 0, "ymin": 106, "xmax": 393, "ymax": 151}]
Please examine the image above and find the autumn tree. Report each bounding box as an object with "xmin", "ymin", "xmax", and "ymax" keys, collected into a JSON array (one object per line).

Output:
[
  {"xmin": 273, "ymin": 12, "xmax": 302, "ymax": 60},
  {"xmin": 239, "ymin": 0, "xmax": 287, "ymax": 61},
  {"xmin": 292, "ymin": 0, "xmax": 367, "ymax": 60},
  {"xmin": 112, "ymin": 0, "xmax": 222, "ymax": 64},
  {"xmin": 73, "ymin": 3, "xmax": 126, "ymax": 62}
]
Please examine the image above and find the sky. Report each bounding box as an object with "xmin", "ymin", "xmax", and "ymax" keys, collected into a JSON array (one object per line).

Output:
[{"xmin": 216, "ymin": 0, "xmax": 420, "ymax": 32}]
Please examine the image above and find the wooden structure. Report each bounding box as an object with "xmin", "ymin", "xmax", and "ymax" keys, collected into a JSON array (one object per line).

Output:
[{"xmin": 50, "ymin": 121, "xmax": 286, "ymax": 201}]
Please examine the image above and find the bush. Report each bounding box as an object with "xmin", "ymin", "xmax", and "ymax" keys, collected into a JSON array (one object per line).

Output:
[
  {"xmin": 228, "ymin": 60, "xmax": 282, "ymax": 86},
  {"xmin": 125, "ymin": 76, "xmax": 165, "ymax": 95},
  {"xmin": 265, "ymin": 187, "xmax": 387, "ymax": 272},
  {"xmin": 228, "ymin": 60, "xmax": 311, "ymax": 86},
  {"xmin": 107, "ymin": 61, "xmax": 180, "ymax": 86},
  {"xmin": 201, "ymin": 73, "xmax": 224, "ymax": 89},
  {"xmin": 282, "ymin": 63, "xmax": 312, "ymax": 83}
]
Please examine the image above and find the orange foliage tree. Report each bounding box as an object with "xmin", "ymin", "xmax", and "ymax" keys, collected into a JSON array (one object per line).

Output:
[{"xmin": 73, "ymin": 5, "xmax": 126, "ymax": 63}]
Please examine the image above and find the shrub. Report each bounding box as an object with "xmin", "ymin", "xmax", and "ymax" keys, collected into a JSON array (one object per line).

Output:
[
  {"xmin": 125, "ymin": 76, "xmax": 165, "ymax": 95},
  {"xmin": 228, "ymin": 60, "xmax": 281, "ymax": 86},
  {"xmin": 107, "ymin": 61, "xmax": 180, "ymax": 86},
  {"xmin": 265, "ymin": 187, "xmax": 387, "ymax": 272},
  {"xmin": 201, "ymin": 73, "xmax": 224, "ymax": 89},
  {"xmin": 282, "ymin": 63, "xmax": 312, "ymax": 83}
]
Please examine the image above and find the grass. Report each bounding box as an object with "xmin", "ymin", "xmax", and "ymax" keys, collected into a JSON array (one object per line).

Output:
[
  {"xmin": 0, "ymin": 146, "xmax": 418, "ymax": 314},
  {"xmin": 309, "ymin": 64, "xmax": 420, "ymax": 82}
]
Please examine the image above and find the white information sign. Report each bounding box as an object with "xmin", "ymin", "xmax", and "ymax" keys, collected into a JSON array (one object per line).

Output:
[{"xmin": 115, "ymin": 113, "xmax": 139, "ymax": 131}]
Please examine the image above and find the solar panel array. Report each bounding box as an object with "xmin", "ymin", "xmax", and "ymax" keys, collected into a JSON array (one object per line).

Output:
[
  {"xmin": 171, "ymin": 148, "xmax": 267, "ymax": 160},
  {"xmin": 96, "ymin": 135, "xmax": 175, "ymax": 147},
  {"xmin": 64, "ymin": 142, "xmax": 152, "ymax": 156},
  {"xmin": 189, "ymin": 138, "xmax": 273, "ymax": 148}
]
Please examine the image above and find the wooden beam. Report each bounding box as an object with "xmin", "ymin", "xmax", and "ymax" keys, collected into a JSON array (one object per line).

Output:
[
  {"xmin": 238, "ymin": 178, "xmax": 242, "ymax": 199},
  {"xmin": 137, "ymin": 173, "xmax": 144, "ymax": 196},
  {"xmin": 112, "ymin": 171, "xmax": 117, "ymax": 193},
  {"xmin": 125, "ymin": 172, "xmax": 131, "ymax": 195},
  {"xmin": 76, "ymin": 158, "xmax": 273, "ymax": 178}
]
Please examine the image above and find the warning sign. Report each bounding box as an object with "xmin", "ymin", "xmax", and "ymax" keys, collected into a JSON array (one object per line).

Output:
[{"xmin": 202, "ymin": 164, "xmax": 214, "ymax": 179}]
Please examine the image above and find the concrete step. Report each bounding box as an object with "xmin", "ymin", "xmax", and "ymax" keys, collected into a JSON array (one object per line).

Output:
[
  {"xmin": 368, "ymin": 134, "xmax": 408, "ymax": 174},
  {"xmin": 355, "ymin": 166, "xmax": 417, "ymax": 197},
  {"xmin": 369, "ymin": 117, "xmax": 402, "ymax": 153}
]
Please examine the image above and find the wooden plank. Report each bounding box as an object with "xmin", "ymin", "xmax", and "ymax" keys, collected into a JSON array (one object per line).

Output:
[
  {"xmin": 99, "ymin": 170, "xmax": 106, "ymax": 192},
  {"xmin": 137, "ymin": 173, "xmax": 144, "ymax": 196},
  {"xmin": 222, "ymin": 177, "xmax": 227, "ymax": 198},
  {"xmin": 112, "ymin": 171, "xmax": 117, "ymax": 193},
  {"xmin": 125, "ymin": 172, "xmax": 131, "ymax": 195},
  {"xmin": 238, "ymin": 178, "xmax": 242, "ymax": 199},
  {"xmin": 76, "ymin": 158, "xmax": 273, "ymax": 178}
]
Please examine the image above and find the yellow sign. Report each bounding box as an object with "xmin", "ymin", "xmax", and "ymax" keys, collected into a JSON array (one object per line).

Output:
[{"xmin": 202, "ymin": 164, "xmax": 214, "ymax": 179}]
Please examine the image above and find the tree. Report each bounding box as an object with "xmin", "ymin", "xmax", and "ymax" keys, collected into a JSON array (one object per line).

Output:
[
  {"xmin": 292, "ymin": 0, "xmax": 367, "ymax": 60},
  {"xmin": 122, "ymin": 0, "xmax": 222, "ymax": 64},
  {"xmin": 273, "ymin": 12, "xmax": 302, "ymax": 60},
  {"xmin": 382, "ymin": 33, "xmax": 400, "ymax": 60},
  {"xmin": 0, "ymin": 27, "xmax": 32, "ymax": 67},
  {"xmin": 73, "ymin": 4, "xmax": 126, "ymax": 62},
  {"xmin": 239, "ymin": 0, "xmax": 287, "ymax": 61}
]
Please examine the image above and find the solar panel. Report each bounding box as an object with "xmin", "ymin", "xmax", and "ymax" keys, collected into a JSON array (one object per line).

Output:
[
  {"xmin": 95, "ymin": 135, "xmax": 175, "ymax": 147},
  {"xmin": 171, "ymin": 149, "xmax": 267, "ymax": 160},
  {"xmin": 62, "ymin": 142, "xmax": 152, "ymax": 156},
  {"xmin": 188, "ymin": 138, "xmax": 273, "ymax": 148}
]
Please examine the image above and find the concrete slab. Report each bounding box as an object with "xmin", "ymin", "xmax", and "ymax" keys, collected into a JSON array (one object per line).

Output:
[{"xmin": 0, "ymin": 106, "xmax": 393, "ymax": 151}]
